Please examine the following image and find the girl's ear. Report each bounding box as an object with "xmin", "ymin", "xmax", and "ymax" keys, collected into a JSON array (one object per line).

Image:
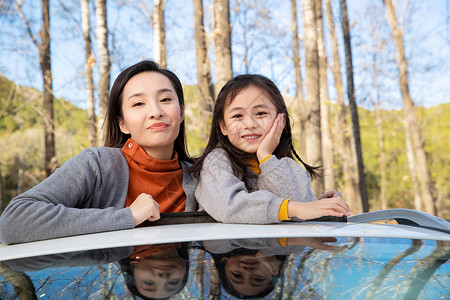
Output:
[
  {"xmin": 221, "ymin": 257, "xmax": 229, "ymax": 264},
  {"xmin": 219, "ymin": 121, "xmax": 228, "ymax": 136},
  {"xmin": 119, "ymin": 118, "xmax": 130, "ymax": 134}
]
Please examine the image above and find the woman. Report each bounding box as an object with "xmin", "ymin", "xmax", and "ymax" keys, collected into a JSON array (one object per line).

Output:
[{"xmin": 0, "ymin": 60, "xmax": 197, "ymax": 244}]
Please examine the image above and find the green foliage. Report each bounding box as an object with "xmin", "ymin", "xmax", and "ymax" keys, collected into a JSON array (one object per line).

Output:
[{"xmin": 0, "ymin": 74, "xmax": 448, "ymax": 219}]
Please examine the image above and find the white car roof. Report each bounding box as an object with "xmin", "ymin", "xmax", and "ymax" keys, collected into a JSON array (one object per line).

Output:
[{"xmin": 1, "ymin": 210, "xmax": 449, "ymax": 261}]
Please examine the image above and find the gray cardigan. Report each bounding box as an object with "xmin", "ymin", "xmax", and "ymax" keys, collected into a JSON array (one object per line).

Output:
[
  {"xmin": 0, "ymin": 147, "xmax": 198, "ymax": 244},
  {"xmin": 195, "ymin": 148, "xmax": 316, "ymax": 224}
]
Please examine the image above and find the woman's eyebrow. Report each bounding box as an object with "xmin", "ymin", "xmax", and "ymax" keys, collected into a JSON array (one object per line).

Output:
[
  {"xmin": 126, "ymin": 92, "xmax": 144, "ymax": 101},
  {"xmin": 158, "ymin": 88, "xmax": 175, "ymax": 94}
]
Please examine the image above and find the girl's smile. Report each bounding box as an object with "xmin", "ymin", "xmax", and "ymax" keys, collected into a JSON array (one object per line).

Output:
[{"xmin": 220, "ymin": 85, "xmax": 278, "ymax": 154}]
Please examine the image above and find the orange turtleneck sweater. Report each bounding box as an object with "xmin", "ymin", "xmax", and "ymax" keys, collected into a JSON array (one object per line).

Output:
[{"xmin": 121, "ymin": 138, "xmax": 186, "ymax": 213}]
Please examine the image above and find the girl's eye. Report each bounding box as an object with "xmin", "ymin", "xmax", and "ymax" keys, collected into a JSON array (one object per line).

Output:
[
  {"xmin": 256, "ymin": 111, "xmax": 267, "ymax": 116},
  {"xmin": 168, "ymin": 280, "xmax": 180, "ymax": 286},
  {"xmin": 231, "ymin": 272, "xmax": 242, "ymax": 279},
  {"xmin": 231, "ymin": 114, "xmax": 243, "ymax": 119},
  {"xmin": 254, "ymin": 276, "xmax": 265, "ymax": 283},
  {"xmin": 143, "ymin": 280, "xmax": 155, "ymax": 286},
  {"xmin": 160, "ymin": 97, "xmax": 171, "ymax": 102}
]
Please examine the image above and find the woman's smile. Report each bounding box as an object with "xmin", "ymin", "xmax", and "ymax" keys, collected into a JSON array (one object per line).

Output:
[{"xmin": 148, "ymin": 122, "xmax": 169, "ymax": 130}]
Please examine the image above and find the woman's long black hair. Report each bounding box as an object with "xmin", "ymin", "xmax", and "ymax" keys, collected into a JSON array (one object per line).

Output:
[{"xmin": 189, "ymin": 74, "xmax": 319, "ymax": 179}]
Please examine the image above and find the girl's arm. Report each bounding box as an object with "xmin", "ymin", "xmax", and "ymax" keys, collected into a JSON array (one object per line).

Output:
[
  {"xmin": 0, "ymin": 148, "xmax": 135, "ymax": 244},
  {"xmin": 195, "ymin": 149, "xmax": 285, "ymax": 224},
  {"xmin": 257, "ymin": 155, "xmax": 316, "ymax": 203}
]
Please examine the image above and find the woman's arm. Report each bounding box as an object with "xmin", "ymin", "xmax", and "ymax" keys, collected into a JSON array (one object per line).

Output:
[{"xmin": 0, "ymin": 148, "xmax": 134, "ymax": 244}]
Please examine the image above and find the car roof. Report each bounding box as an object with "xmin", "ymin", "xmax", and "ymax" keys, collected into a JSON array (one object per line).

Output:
[{"xmin": 1, "ymin": 209, "xmax": 449, "ymax": 261}]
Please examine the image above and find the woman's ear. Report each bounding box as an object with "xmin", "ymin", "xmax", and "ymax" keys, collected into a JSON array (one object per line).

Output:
[
  {"xmin": 180, "ymin": 106, "xmax": 185, "ymax": 122},
  {"xmin": 221, "ymin": 257, "xmax": 229, "ymax": 264},
  {"xmin": 119, "ymin": 118, "xmax": 130, "ymax": 134}
]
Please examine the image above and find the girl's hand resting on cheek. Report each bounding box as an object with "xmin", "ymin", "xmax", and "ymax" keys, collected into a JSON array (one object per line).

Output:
[
  {"xmin": 257, "ymin": 113, "xmax": 285, "ymax": 162},
  {"xmin": 130, "ymin": 193, "xmax": 161, "ymax": 226},
  {"xmin": 287, "ymin": 194, "xmax": 351, "ymax": 220}
]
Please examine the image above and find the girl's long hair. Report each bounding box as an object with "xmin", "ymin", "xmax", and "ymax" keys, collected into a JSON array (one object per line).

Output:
[
  {"xmin": 104, "ymin": 60, "xmax": 193, "ymax": 163},
  {"xmin": 189, "ymin": 74, "xmax": 319, "ymax": 179}
]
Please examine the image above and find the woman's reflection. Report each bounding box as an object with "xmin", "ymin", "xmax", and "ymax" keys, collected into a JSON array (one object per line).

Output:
[{"xmin": 1, "ymin": 242, "xmax": 190, "ymax": 300}]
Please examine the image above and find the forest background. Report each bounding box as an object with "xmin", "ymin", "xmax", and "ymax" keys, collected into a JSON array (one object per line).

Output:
[{"xmin": 0, "ymin": 0, "xmax": 449, "ymax": 219}]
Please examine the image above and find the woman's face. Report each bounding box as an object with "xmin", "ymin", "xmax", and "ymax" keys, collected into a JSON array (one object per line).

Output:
[
  {"xmin": 131, "ymin": 247, "xmax": 187, "ymax": 298},
  {"xmin": 220, "ymin": 85, "xmax": 278, "ymax": 155},
  {"xmin": 119, "ymin": 71, "xmax": 184, "ymax": 160},
  {"xmin": 223, "ymin": 254, "xmax": 279, "ymax": 296}
]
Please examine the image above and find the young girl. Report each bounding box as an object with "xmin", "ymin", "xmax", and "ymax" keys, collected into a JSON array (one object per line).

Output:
[
  {"xmin": 0, "ymin": 60, "xmax": 198, "ymax": 244},
  {"xmin": 190, "ymin": 74, "xmax": 350, "ymax": 224}
]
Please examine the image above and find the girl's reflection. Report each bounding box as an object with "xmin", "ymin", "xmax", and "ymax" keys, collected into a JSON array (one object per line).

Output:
[
  {"xmin": 120, "ymin": 243, "xmax": 189, "ymax": 299},
  {"xmin": 204, "ymin": 237, "xmax": 345, "ymax": 298}
]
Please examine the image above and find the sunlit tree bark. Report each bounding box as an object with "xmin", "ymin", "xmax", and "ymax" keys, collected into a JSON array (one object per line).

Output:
[
  {"xmin": 153, "ymin": 0, "xmax": 166, "ymax": 68},
  {"xmin": 96, "ymin": 0, "xmax": 110, "ymax": 146},
  {"xmin": 302, "ymin": 0, "xmax": 324, "ymax": 195},
  {"xmin": 383, "ymin": 0, "xmax": 435, "ymax": 214},
  {"xmin": 315, "ymin": 0, "xmax": 335, "ymax": 191},
  {"xmin": 81, "ymin": 0, "xmax": 96, "ymax": 147},
  {"xmin": 290, "ymin": 0, "xmax": 306, "ymax": 155},
  {"xmin": 324, "ymin": 0, "xmax": 360, "ymax": 212},
  {"xmin": 17, "ymin": 0, "xmax": 56, "ymax": 177},
  {"xmin": 340, "ymin": 0, "xmax": 368, "ymax": 212},
  {"xmin": 193, "ymin": 0, "xmax": 214, "ymax": 118},
  {"xmin": 213, "ymin": 0, "xmax": 232, "ymax": 91}
]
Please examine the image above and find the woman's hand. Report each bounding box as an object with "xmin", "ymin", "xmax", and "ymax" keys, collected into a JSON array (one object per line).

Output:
[
  {"xmin": 257, "ymin": 113, "xmax": 285, "ymax": 162},
  {"xmin": 287, "ymin": 196, "xmax": 351, "ymax": 220},
  {"xmin": 129, "ymin": 193, "xmax": 161, "ymax": 226}
]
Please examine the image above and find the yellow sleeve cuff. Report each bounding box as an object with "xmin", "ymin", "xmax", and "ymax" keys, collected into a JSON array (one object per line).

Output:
[
  {"xmin": 278, "ymin": 237, "xmax": 288, "ymax": 247},
  {"xmin": 278, "ymin": 199, "xmax": 291, "ymax": 221},
  {"xmin": 259, "ymin": 155, "xmax": 272, "ymax": 165}
]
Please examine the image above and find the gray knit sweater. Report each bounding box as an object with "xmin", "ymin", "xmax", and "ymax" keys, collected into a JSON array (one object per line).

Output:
[
  {"xmin": 0, "ymin": 147, "xmax": 198, "ymax": 244},
  {"xmin": 195, "ymin": 148, "xmax": 316, "ymax": 224}
]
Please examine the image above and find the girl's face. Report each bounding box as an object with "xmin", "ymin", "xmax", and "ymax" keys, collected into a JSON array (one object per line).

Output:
[
  {"xmin": 220, "ymin": 85, "xmax": 278, "ymax": 154},
  {"xmin": 223, "ymin": 254, "xmax": 279, "ymax": 296},
  {"xmin": 131, "ymin": 247, "xmax": 186, "ymax": 298},
  {"xmin": 119, "ymin": 71, "xmax": 184, "ymax": 160}
]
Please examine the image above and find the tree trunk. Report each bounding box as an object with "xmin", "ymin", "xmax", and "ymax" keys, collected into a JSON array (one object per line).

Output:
[
  {"xmin": 33, "ymin": 0, "xmax": 57, "ymax": 177},
  {"xmin": 315, "ymin": 0, "xmax": 335, "ymax": 191},
  {"xmin": 404, "ymin": 118, "xmax": 422, "ymax": 210},
  {"xmin": 193, "ymin": 0, "xmax": 214, "ymax": 115},
  {"xmin": 0, "ymin": 262, "xmax": 37, "ymax": 299},
  {"xmin": 213, "ymin": 0, "xmax": 233, "ymax": 91},
  {"xmin": 302, "ymin": 0, "xmax": 324, "ymax": 195},
  {"xmin": 96, "ymin": 0, "xmax": 110, "ymax": 146},
  {"xmin": 324, "ymin": 0, "xmax": 360, "ymax": 212},
  {"xmin": 374, "ymin": 78, "xmax": 388, "ymax": 210},
  {"xmin": 290, "ymin": 0, "xmax": 306, "ymax": 156},
  {"xmin": 81, "ymin": 0, "xmax": 96, "ymax": 147},
  {"xmin": 153, "ymin": 0, "xmax": 167, "ymax": 68},
  {"xmin": 383, "ymin": 0, "xmax": 435, "ymax": 214},
  {"xmin": 339, "ymin": 0, "xmax": 368, "ymax": 212}
]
